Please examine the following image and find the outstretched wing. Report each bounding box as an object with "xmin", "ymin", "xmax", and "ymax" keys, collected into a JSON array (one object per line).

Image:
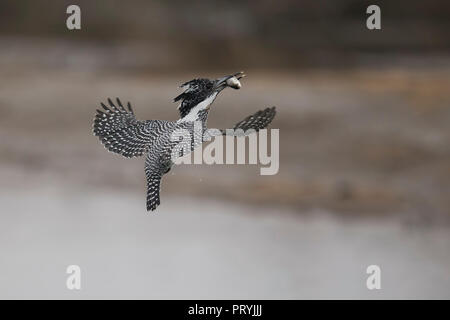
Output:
[
  {"xmin": 230, "ymin": 107, "xmax": 276, "ymax": 133},
  {"xmin": 93, "ymin": 98, "xmax": 156, "ymax": 158},
  {"xmin": 203, "ymin": 107, "xmax": 276, "ymax": 139}
]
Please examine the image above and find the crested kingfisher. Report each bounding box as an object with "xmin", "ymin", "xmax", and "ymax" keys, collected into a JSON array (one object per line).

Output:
[{"xmin": 93, "ymin": 72, "xmax": 276, "ymax": 211}]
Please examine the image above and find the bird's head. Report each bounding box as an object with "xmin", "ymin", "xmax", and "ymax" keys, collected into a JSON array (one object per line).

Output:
[{"xmin": 175, "ymin": 72, "xmax": 245, "ymax": 119}]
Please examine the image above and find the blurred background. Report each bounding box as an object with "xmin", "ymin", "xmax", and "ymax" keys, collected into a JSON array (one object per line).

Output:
[{"xmin": 0, "ymin": 0, "xmax": 449, "ymax": 299}]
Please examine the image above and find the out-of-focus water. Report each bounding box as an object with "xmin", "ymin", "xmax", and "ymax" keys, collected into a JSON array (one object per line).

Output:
[
  {"xmin": 1, "ymin": 185, "xmax": 449, "ymax": 299},
  {"xmin": 1, "ymin": 38, "xmax": 449, "ymax": 299}
]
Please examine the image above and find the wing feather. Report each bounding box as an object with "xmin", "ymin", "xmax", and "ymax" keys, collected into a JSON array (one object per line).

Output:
[
  {"xmin": 93, "ymin": 98, "xmax": 155, "ymax": 158},
  {"xmin": 232, "ymin": 107, "xmax": 276, "ymax": 132},
  {"xmin": 214, "ymin": 107, "xmax": 276, "ymax": 136}
]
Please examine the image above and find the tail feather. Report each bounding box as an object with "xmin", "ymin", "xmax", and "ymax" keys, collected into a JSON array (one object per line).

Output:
[{"xmin": 145, "ymin": 172, "xmax": 162, "ymax": 211}]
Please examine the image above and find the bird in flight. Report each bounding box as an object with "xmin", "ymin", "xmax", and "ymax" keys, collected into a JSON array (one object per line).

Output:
[{"xmin": 93, "ymin": 72, "xmax": 276, "ymax": 211}]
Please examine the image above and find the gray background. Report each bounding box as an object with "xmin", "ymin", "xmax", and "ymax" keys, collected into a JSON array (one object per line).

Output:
[{"xmin": 0, "ymin": 0, "xmax": 449, "ymax": 299}]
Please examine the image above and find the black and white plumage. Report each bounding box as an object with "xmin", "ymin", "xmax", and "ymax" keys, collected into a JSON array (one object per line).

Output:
[{"xmin": 93, "ymin": 72, "xmax": 276, "ymax": 212}]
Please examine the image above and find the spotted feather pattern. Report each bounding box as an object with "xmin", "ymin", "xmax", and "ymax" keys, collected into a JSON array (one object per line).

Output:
[
  {"xmin": 93, "ymin": 82, "xmax": 276, "ymax": 212},
  {"xmin": 93, "ymin": 97, "xmax": 210, "ymax": 212},
  {"xmin": 143, "ymin": 120, "xmax": 202, "ymax": 211},
  {"xmin": 218, "ymin": 107, "xmax": 276, "ymax": 136},
  {"xmin": 145, "ymin": 170, "xmax": 162, "ymax": 211},
  {"xmin": 232, "ymin": 107, "xmax": 276, "ymax": 132},
  {"xmin": 93, "ymin": 98, "xmax": 157, "ymax": 158}
]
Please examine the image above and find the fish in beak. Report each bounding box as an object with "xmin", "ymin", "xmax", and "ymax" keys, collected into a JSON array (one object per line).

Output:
[{"xmin": 215, "ymin": 71, "xmax": 246, "ymax": 91}]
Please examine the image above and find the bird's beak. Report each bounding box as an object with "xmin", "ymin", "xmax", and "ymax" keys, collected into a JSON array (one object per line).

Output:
[
  {"xmin": 215, "ymin": 71, "xmax": 246, "ymax": 90},
  {"xmin": 233, "ymin": 71, "xmax": 246, "ymax": 80}
]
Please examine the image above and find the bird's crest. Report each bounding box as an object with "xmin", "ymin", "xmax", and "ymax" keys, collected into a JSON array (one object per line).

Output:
[{"xmin": 174, "ymin": 78, "xmax": 214, "ymax": 118}]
